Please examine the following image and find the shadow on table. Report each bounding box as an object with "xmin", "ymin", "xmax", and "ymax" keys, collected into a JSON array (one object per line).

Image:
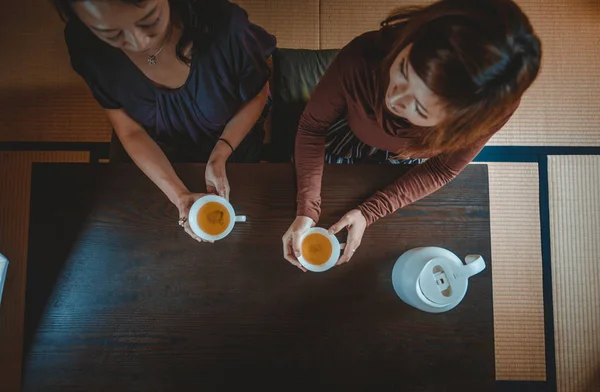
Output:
[
  {"xmin": 131, "ymin": 262, "xmax": 417, "ymax": 390},
  {"xmin": 22, "ymin": 163, "xmax": 101, "ymax": 359}
]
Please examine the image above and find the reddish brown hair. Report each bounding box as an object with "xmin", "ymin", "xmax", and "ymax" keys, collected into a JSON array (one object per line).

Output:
[{"xmin": 381, "ymin": 0, "xmax": 542, "ymax": 155}]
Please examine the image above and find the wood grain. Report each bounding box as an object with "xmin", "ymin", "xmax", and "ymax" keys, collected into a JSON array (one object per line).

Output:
[{"xmin": 23, "ymin": 163, "xmax": 493, "ymax": 391}]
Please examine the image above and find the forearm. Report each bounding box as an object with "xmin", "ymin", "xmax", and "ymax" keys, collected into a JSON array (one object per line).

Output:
[
  {"xmin": 119, "ymin": 129, "xmax": 189, "ymax": 206},
  {"xmin": 294, "ymin": 123, "xmax": 327, "ymax": 223},
  {"xmin": 210, "ymin": 82, "xmax": 269, "ymax": 163},
  {"xmin": 358, "ymin": 149, "xmax": 478, "ymax": 226},
  {"xmin": 358, "ymin": 125, "xmax": 503, "ymax": 225},
  {"xmin": 292, "ymin": 52, "xmax": 347, "ymax": 222}
]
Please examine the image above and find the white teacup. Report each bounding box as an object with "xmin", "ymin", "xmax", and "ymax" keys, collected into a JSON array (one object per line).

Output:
[
  {"xmin": 188, "ymin": 195, "xmax": 246, "ymax": 241},
  {"xmin": 298, "ymin": 227, "xmax": 343, "ymax": 272}
]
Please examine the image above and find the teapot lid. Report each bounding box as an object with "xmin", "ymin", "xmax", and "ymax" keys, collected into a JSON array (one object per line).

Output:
[{"xmin": 417, "ymin": 257, "xmax": 468, "ymax": 306}]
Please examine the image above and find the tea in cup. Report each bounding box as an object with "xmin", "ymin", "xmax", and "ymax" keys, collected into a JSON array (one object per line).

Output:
[
  {"xmin": 298, "ymin": 228, "xmax": 342, "ymax": 272},
  {"xmin": 188, "ymin": 195, "xmax": 246, "ymax": 241}
]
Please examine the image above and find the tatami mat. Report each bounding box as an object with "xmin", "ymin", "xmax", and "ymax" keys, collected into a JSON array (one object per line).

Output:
[
  {"xmin": 319, "ymin": 0, "xmax": 410, "ymax": 49},
  {"xmin": 319, "ymin": 0, "xmax": 416, "ymax": 49},
  {"xmin": 0, "ymin": 151, "xmax": 90, "ymax": 392},
  {"xmin": 0, "ymin": 87, "xmax": 112, "ymax": 143},
  {"xmin": 0, "ymin": 159, "xmax": 551, "ymax": 386},
  {"xmin": 548, "ymin": 156, "xmax": 600, "ymax": 392},
  {"xmin": 236, "ymin": 0, "xmax": 319, "ymax": 49},
  {"xmin": 1, "ymin": 0, "xmax": 599, "ymax": 146},
  {"xmin": 488, "ymin": 0, "xmax": 600, "ymax": 147},
  {"xmin": 1, "ymin": 158, "xmax": 598, "ymax": 388},
  {"xmin": 1, "ymin": 0, "xmax": 600, "ymax": 386},
  {"xmin": 0, "ymin": 0, "xmax": 112, "ymax": 143},
  {"xmin": 487, "ymin": 163, "xmax": 546, "ymax": 380}
]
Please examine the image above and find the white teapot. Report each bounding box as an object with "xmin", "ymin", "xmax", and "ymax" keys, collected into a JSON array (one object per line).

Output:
[{"xmin": 391, "ymin": 247, "xmax": 486, "ymax": 313}]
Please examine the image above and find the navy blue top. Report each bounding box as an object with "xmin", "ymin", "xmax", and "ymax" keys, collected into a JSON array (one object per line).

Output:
[{"xmin": 65, "ymin": 1, "xmax": 276, "ymax": 153}]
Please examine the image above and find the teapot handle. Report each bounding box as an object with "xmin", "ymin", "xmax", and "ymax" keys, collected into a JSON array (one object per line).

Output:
[{"xmin": 462, "ymin": 254, "xmax": 486, "ymax": 278}]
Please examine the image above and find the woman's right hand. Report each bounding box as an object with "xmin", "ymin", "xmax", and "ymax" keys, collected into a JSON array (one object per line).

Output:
[
  {"xmin": 176, "ymin": 192, "xmax": 213, "ymax": 243},
  {"xmin": 282, "ymin": 216, "xmax": 316, "ymax": 272}
]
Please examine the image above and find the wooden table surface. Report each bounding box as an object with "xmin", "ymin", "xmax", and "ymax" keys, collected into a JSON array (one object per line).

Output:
[{"xmin": 23, "ymin": 163, "xmax": 493, "ymax": 391}]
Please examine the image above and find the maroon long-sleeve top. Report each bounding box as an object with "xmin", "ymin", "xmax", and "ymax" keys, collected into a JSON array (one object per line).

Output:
[{"xmin": 295, "ymin": 29, "xmax": 517, "ymax": 226}]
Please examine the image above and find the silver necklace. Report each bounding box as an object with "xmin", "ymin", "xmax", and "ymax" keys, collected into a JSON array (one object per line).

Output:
[{"xmin": 147, "ymin": 25, "xmax": 172, "ymax": 65}]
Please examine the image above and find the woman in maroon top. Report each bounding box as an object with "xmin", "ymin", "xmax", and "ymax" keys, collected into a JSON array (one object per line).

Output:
[{"xmin": 283, "ymin": 0, "xmax": 542, "ymax": 271}]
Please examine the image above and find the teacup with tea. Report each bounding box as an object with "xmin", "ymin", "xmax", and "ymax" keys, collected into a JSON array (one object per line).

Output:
[
  {"xmin": 298, "ymin": 228, "xmax": 342, "ymax": 272},
  {"xmin": 188, "ymin": 195, "xmax": 246, "ymax": 241}
]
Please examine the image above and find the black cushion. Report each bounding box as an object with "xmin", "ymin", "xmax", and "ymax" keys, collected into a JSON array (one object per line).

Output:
[{"xmin": 270, "ymin": 48, "xmax": 339, "ymax": 162}]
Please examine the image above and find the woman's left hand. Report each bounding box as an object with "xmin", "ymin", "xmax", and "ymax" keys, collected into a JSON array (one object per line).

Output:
[
  {"xmin": 328, "ymin": 209, "xmax": 367, "ymax": 266},
  {"xmin": 205, "ymin": 159, "xmax": 230, "ymax": 200}
]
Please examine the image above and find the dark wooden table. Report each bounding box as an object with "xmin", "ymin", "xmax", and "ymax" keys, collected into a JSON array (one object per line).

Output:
[{"xmin": 23, "ymin": 163, "xmax": 493, "ymax": 391}]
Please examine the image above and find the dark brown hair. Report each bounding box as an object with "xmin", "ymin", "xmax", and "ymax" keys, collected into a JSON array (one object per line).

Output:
[
  {"xmin": 381, "ymin": 0, "xmax": 542, "ymax": 155},
  {"xmin": 51, "ymin": 0, "xmax": 231, "ymax": 65}
]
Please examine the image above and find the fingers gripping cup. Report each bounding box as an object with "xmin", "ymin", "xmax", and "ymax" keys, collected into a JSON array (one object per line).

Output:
[
  {"xmin": 298, "ymin": 228, "xmax": 342, "ymax": 272},
  {"xmin": 188, "ymin": 195, "xmax": 246, "ymax": 241}
]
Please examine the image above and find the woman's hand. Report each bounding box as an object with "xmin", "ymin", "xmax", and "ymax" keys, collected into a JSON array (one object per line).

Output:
[
  {"xmin": 329, "ymin": 209, "xmax": 367, "ymax": 266},
  {"xmin": 205, "ymin": 159, "xmax": 230, "ymax": 200},
  {"xmin": 176, "ymin": 192, "xmax": 213, "ymax": 243},
  {"xmin": 282, "ymin": 216, "xmax": 316, "ymax": 272}
]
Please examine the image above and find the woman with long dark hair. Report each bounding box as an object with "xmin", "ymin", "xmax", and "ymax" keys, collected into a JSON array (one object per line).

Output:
[
  {"xmin": 53, "ymin": 0, "xmax": 276, "ymax": 241},
  {"xmin": 282, "ymin": 0, "xmax": 542, "ymax": 270}
]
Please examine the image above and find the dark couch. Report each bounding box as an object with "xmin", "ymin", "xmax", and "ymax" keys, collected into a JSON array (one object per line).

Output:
[{"xmin": 269, "ymin": 48, "xmax": 339, "ymax": 162}]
